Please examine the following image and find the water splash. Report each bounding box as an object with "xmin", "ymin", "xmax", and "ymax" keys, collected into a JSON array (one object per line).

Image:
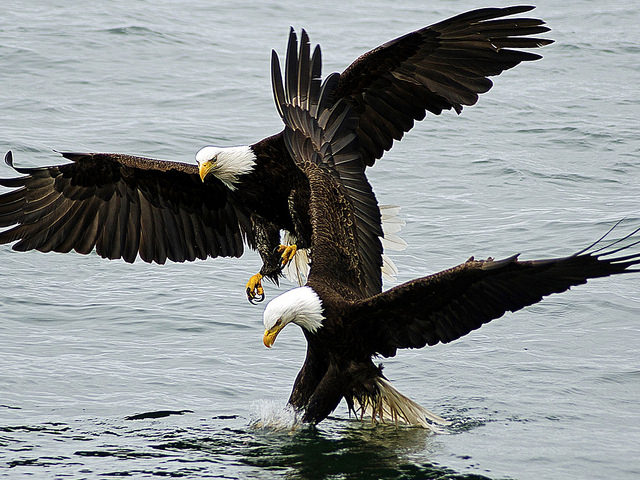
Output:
[{"xmin": 249, "ymin": 400, "xmax": 304, "ymax": 432}]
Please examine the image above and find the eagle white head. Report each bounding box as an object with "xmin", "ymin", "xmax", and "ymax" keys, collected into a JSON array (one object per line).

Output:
[
  {"xmin": 262, "ymin": 286, "xmax": 324, "ymax": 348},
  {"xmin": 196, "ymin": 145, "xmax": 256, "ymax": 190}
]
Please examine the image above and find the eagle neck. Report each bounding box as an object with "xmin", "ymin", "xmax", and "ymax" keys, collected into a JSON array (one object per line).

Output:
[{"xmin": 291, "ymin": 286, "xmax": 325, "ymax": 334}]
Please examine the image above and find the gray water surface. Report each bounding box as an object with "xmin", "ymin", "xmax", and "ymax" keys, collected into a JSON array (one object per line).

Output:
[{"xmin": 1, "ymin": 1, "xmax": 639, "ymax": 479}]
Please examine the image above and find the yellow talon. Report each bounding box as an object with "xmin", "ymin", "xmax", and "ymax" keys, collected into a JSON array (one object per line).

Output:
[
  {"xmin": 278, "ymin": 244, "xmax": 298, "ymax": 266},
  {"xmin": 246, "ymin": 273, "xmax": 264, "ymax": 304}
]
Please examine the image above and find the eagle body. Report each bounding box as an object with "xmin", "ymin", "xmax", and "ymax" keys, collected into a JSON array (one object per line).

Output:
[
  {"xmin": 289, "ymin": 282, "xmax": 382, "ymax": 424},
  {"xmin": 1, "ymin": 5, "xmax": 554, "ymax": 301},
  {"xmin": 263, "ymin": 283, "xmax": 388, "ymax": 425},
  {"xmin": 236, "ymin": 135, "xmax": 303, "ymax": 231},
  {"xmin": 262, "ymin": 20, "xmax": 639, "ymax": 428},
  {"xmin": 234, "ymin": 134, "xmax": 313, "ymax": 282},
  {"xmin": 265, "ymin": 243, "xmax": 640, "ymax": 428}
]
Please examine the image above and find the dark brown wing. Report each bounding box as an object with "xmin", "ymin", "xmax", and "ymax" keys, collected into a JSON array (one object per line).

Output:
[
  {"xmin": 334, "ymin": 5, "xmax": 553, "ymax": 165},
  {"xmin": 0, "ymin": 151, "xmax": 253, "ymax": 264},
  {"xmin": 349, "ymin": 225, "xmax": 640, "ymax": 357},
  {"xmin": 271, "ymin": 30, "xmax": 383, "ymax": 297}
]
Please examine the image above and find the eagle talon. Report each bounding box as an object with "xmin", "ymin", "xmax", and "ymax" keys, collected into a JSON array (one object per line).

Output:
[
  {"xmin": 278, "ymin": 244, "xmax": 298, "ymax": 266},
  {"xmin": 246, "ymin": 273, "xmax": 265, "ymax": 304},
  {"xmin": 248, "ymin": 292, "xmax": 265, "ymax": 304}
]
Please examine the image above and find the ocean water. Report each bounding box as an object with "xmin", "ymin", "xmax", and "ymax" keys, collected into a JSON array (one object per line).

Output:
[{"xmin": 1, "ymin": 1, "xmax": 639, "ymax": 478}]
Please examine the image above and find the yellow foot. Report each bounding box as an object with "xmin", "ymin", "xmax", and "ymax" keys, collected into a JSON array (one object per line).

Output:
[
  {"xmin": 277, "ymin": 244, "xmax": 298, "ymax": 267},
  {"xmin": 246, "ymin": 273, "xmax": 265, "ymax": 304}
]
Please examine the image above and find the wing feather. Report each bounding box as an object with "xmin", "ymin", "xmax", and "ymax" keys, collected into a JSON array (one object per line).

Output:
[
  {"xmin": 272, "ymin": 30, "xmax": 384, "ymax": 295},
  {"xmin": 334, "ymin": 5, "xmax": 553, "ymax": 166},
  {"xmin": 0, "ymin": 150, "xmax": 251, "ymax": 264},
  {"xmin": 350, "ymin": 227, "xmax": 640, "ymax": 357}
]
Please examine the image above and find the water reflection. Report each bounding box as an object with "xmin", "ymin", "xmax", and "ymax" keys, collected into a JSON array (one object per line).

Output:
[
  {"xmin": 2, "ymin": 410, "xmax": 492, "ymax": 478},
  {"xmin": 149, "ymin": 415, "xmax": 492, "ymax": 479},
  {"xmin": 244, "ymin": 421, "xmax": 490, "ymax": 480}
]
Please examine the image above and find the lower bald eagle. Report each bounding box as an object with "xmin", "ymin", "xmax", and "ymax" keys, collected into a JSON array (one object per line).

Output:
[
  {"xmin": 260, "ymin": 31, "xmax": 640, "ymax": 428},
  {"xmin": 0, "ymin": 6, "xmax": 552, "ymax": 301}
]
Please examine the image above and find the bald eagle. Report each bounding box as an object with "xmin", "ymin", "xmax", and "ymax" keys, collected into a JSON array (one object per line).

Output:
[
  {"xmin": 0, "ymin": 6, "xmax": 552, "ymax": 302},
  {"xmin": 260, "ymin": 27, "xmax": 640, "ymax": 428}
]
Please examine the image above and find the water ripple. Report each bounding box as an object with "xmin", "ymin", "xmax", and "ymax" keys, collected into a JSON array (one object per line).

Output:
[{"xmin": 1, "ymin": 1, "xmax": 639, "ymax": 479}]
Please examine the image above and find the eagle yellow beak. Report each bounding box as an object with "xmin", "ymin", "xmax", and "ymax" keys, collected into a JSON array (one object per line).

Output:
[
  {"xmin": 263, "ymin": 323, "xmax": 285, "ymax": 348},
  {"xmin": 198, "ymin": 159, "xmax": 215, "ymax": 182}
]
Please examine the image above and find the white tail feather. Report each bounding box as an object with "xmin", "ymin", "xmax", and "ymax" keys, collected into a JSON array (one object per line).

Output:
[
  {"xmin": 380, "ymin": 205, "xmax": 406, "ymax": 236},
  {"xmin": 380, "ymin": 205, "xmax": 402, "ymax": 220},
  {"xmin": 353, "ymin": 378, "xmax": 450, "ymax": 431},
  {"xmin": 380, "ymin": 205, "xmax": 406, "ymax": 282},
  {"xmin": 381, "ymin": 233, "xmax": 408, "ymax": 251},
  {"xmin": 381, "ymin": 255, "xmax": 398, "ymax": 282}
]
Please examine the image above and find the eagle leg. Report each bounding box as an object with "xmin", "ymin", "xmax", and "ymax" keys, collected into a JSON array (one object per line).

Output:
[
  {"xmin": 278, "ymin": 244, "xmax": 298, "ymax": 266},
  {"xmin": 246, "ymin": 273, "xmax": 265, "ymax": 304}
]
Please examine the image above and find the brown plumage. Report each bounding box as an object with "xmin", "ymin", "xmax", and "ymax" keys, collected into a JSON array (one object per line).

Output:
[
  {"xmin": 262, "ymin": 28, "xmax": 639, "ymax": 427},
  {"xmin": 0, "ymin": 6, "xmax": 553, "ymax": 301},
  {"xmin": 0, "ymin": 152, "xmax": 250, "ymax": 264}
]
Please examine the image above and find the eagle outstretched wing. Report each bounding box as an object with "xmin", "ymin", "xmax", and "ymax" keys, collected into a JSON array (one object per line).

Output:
[
  {"xmin": 271, "ymin": 30, "xmax": 383, "ymax": 296},
  {"xmin": 0, "ymin": 151, "xmax": 253, "ymax": 264},
  {"xmin": 334, "ymin": 5, "xmax": 553, "ymax": 165},
  {"xmin": 352, "ymin": 225, "xmax": 640, "ymax": 358}
]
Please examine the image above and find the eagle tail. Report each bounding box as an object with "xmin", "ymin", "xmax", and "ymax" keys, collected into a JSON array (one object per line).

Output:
[{"xmin": 352, "ymin": 377, "xmax": 450, "ymax": 431}]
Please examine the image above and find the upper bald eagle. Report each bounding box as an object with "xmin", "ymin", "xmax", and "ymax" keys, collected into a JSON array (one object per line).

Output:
[
  {"xmin": 260, "ymin": 25, "xmax": 640, "ymax": 428},
  {"xmin": 0, "ymin": 6, "xmax": 552, "ymax": 302}
]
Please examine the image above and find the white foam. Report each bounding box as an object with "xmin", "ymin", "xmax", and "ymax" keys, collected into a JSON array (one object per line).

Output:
[{"xmin": 249, "ymin": 400, "xmax": 304, "ymax": 432}]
